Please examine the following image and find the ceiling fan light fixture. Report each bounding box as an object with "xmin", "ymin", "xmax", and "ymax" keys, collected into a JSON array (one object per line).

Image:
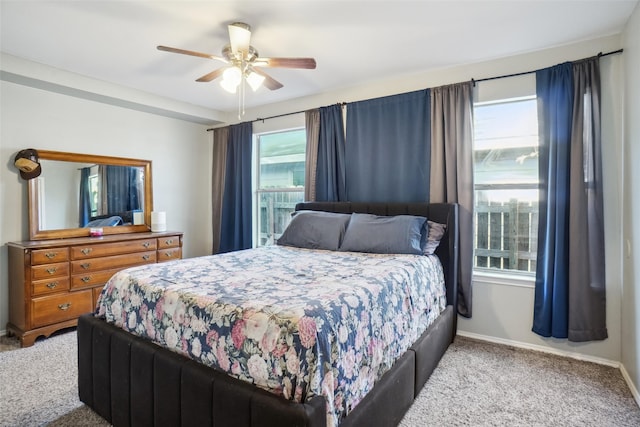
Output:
[
  {"xmin": 220, "ymin": 78, "xmax": 238, "ymax": 94},
  {"xmin": 220, "ymin": 66, "xmax": 242, "ymax": 93},
  {"xmin": 228, "ymin": 22, "xmax": 252, "ymax": 54},
  {"xmin": 246, "ymin": 71, "xmax": 265, "ymax": 91}
]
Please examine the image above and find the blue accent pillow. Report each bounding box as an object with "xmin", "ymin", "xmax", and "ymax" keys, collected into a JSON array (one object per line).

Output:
[
  {"xmin": 276, "ymin": 210, "xmax": 352, "ymax": 251},
  {"xmin": 338, "ymin": 213, "xmax": 427, "ymax": 255}
]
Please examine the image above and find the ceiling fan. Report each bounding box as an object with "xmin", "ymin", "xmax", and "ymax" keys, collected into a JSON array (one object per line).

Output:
[{"xmin": 157, "ymin": 22, "xmax": 316, "ymax": 94}]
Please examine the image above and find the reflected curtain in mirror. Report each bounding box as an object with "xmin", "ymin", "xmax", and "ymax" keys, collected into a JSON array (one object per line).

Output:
[
  {"xmin": 106, "ymin": 165, "xmax": 142, "ymax": 213},
  {"xmin": 79, "ymin": 165, "xmax": 143, "ymax": 227},
  {"xmin": 79, "ymin": 167, "xmax": 91, "ymax": 226}
]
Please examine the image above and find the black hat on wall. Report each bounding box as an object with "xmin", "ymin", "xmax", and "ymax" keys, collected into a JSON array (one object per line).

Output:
[{"xmin": 14, "ymin": 148, "xmax": 42, "ymax": 180}]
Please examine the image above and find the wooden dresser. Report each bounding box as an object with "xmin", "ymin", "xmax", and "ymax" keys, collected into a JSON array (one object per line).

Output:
[{"xmin": 7, "ymin": 231, "xmax": 183, "ymax": 347}]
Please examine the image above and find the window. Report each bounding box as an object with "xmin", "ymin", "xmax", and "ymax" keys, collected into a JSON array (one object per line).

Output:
[
  {"xmin": 88, "ymin": 172, "xmax": 100, "ymax": 218},
  {"xmin": 255, "ymin": 129, "xmax": 306, "ymax": 246},
  {"xmin": 473, "ymin": 97, "xmax": 539, "ymax": 274}
]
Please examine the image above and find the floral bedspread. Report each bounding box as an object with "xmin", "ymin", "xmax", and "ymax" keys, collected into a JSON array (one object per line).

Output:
[{"xmin": 95, "ymin": 245, "xmax": 446, "ymax": 427}]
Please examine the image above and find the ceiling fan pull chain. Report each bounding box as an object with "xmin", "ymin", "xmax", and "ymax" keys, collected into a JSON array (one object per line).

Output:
[
  {"xmin": 238, "ymin": 78, "xmax": 243, "ymax": 120},
  {"xmin": 241, "ymin": 78, "xmax": 246, "ymax": 118}
]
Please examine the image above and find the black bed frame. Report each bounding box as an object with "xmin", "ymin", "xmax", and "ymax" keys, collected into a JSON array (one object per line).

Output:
[{"xmin": 77, "ymin": 202, "xmax": 459, "ymax": 427}]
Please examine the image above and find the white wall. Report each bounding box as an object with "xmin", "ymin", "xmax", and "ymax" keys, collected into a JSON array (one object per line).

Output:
[
  {"xmin": 622, "ymin": 1, "xmax": 640, "ymax": 402},
  {"xmin": 240, "ymin": 35, "xmax": 626, "ymax": 364},
  {"xmin": 0, "ymin": 77, "xmax": 214, "ymax": 334}
]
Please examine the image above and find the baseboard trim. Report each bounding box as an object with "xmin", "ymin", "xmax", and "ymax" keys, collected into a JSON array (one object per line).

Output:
[
  {"xmin": 620, "ymin": 363, "xmax": 640, "ymax": 408},
  {"xmin": 456, "ymin": 330, "xmax": 620, "ymax": 368}
]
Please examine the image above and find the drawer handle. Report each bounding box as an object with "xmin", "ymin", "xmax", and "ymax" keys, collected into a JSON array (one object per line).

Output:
[
  {"xmin": 142, "ymin": 254, "xmax": 150, "ymax": 261},
  {"xmin": 46, "ymin": 281, "xmax": 59, "ymax": 289},
  {"xmin": 46, "ymin": 267, "xmax": 57, "ymax": 275},
  {"xmin": 58, "ymin": 303, "xmax": 72, "ymax": 311},
  {"xmin": 81, "ymin": 276, "xmax": 91, "ymax": 283},
  {"xmin": 142, "ymin": 242, "xmax": 150, "ymax": 248},
  {"xmin": 45, "ymin": 252, "xmax": 58, "ymax": 259},
  {"xmin": 165, "ymin": 252, "xmax": 173, "ymax": 257},
  {"xmin": 81, "ymin": 248, "xmax": 92, "ymax": 255},
  {"xmin": 81, "ymin": 263, "xmax": 91, "ymax": 270},
  {"xmin": 165, "ymin": 239, "xmax": 173, "ymax": 245}
]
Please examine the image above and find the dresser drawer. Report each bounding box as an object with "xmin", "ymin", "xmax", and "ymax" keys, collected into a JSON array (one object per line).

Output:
[
  {"xmin": 71, "ymin": 251, "xmax": 156, "ymax": 273},
  {"xmin": 31, "ymin": 262, "xmax": 69, "ymax": 280},
  {"xmin": 31, "ymin": 290, "xmax": 93, "ymax": 328},
  {"xmin": 31, "ymin": 248, "xmax": 69, "ymax": 265},
  {"xmin": 71, "ymin": 239, "xmax": 157, "ymax": 259},
  {"xmin": 32, "ymin": 277, "xmax": 70, "ymax": 296},
  {"xmin": 157, "ymin": 247, "xmax": 182, "ymax": 262},
  {"xmin": 71, "ymin": 269, "xmax": 120, "ymax": 290},
  {"xmin": 157, "ymin": 235, "xmax": 180, "ymax": 249}
]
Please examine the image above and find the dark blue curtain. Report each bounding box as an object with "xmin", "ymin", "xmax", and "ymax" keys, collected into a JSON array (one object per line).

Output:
[
  {"xmin": 106, "ymin": 165, "xmax": 141, "ymax": 214},
  {"xmin": 345, "ymin": 90, "xmax": 430, "ymax": 202},
  {"xmin": 79, "ymin": 167, "xmax": 91, "ymax": 227},
  {"xmin": 533, "ymin": 60, "xmax": 607, "ymax": 342},
  {"xmin": 315, "ymin": 105, "xmax": 346, "ymax": 201},
  {"xmin": 219, "ymin": 122, "xmax": 253, "ymax": 253},
  {"xmin": 533, "ymin": 63, "xmax": 573, "ymax": 338}
]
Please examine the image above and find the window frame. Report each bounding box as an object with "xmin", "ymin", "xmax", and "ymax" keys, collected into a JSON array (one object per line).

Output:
[
  {"xmin": 472, "ymin": 95, "xmax": 539, "ymax": 280},
  {"xmin": 253, "ymin": 127, "xmax": 306, "ymax": 247}
]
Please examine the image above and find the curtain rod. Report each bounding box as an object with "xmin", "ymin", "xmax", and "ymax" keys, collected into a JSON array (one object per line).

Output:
[
  {"xmin": 206, "ymin": 103, "xmax": 346, "ymax": 132},
  {"xmin": 207, "ymin": 49, "xmax": 623, "ymax": 131},
  {"xmin": 472, "ymin": 48, "xmax": 623, "ymax": 85},
  {"xmin": 254, "ymin": 108, "xmax": 310, "ymax": 123},
  {"xmin": 206, "ymin": 109, "xmax": 305, "ymax": 132}
]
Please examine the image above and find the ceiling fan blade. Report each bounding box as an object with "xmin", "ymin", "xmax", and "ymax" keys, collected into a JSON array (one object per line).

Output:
[
  {"xmin": 251, "ymin": 68, "xmax": 284, "ymax": 90},
  {"xmin": 254, "ymin": 57, "xmax": 317, "ymax": 69},
  {"xmin": 196, "ymin": 67, "xmax": 227, "ymax": 82},
  {"xmin": 228, "ymin": 22, "xmax": 251, "ymax": 54},
  {"xmin": 157, "ymin": 45, "xmax": 226, "ymax": 62}
]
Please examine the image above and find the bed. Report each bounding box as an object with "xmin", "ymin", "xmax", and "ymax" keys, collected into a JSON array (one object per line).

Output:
[{"xmin": 77, "ymin": 202, "xmax": 459, "ymax": 427}]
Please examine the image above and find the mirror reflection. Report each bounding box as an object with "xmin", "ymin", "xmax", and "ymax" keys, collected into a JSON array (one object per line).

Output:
[
  {"xmin": 35, "ymin": 160, "xmax": 145, "ymax": 230},
  {"xmin": 28, "ymin": 150, "xmax": 153, "ymax": 240}
]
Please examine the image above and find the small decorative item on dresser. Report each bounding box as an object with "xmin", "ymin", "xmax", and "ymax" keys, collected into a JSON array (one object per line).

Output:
[
  {"xmin": 151, "ymin": 211, "xmax": 166, "ymax": 232},
  {"xmin": 133, "ymin": 209, "xmax": 144, "ymax": 225}
]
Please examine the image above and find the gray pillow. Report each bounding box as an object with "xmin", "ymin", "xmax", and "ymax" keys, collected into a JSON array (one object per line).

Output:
[
  {"xmin": 276, "ymin": 210, "xmax": 352, "ymax": 251},
  {"xmin": 423, "ymin": 220, "xmax": 447, "ymax": 255},
  {"xmin": 338, "ymin": 213, "xmax": 427, "ymax": 255}
]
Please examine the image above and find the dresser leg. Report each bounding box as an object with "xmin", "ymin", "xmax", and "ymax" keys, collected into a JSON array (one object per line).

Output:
[{"xmin": 6, "ymin": 320, "xmax": 78, "ymax": 348}]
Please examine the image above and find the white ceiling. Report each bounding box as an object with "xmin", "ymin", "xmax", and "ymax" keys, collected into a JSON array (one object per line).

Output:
[{"xmin": 1, "ymin": 0, "xmax": 637, "ymax": 115}]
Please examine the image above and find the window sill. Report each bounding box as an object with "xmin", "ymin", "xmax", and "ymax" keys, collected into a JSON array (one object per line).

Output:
[{"xmin": 472, "ymin": 269, "xmax": 535, "ymax": 289}]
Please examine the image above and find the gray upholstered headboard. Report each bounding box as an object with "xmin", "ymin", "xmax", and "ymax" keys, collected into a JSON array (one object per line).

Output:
[{"xmin": 294, "ymin": 202, "xmax": 459, "ymax": 312}]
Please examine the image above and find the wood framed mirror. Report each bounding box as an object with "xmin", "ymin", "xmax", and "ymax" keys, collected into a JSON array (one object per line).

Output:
[{"xmin": 28, "ymin": 150, "xmax": 153, "ymax": 240}]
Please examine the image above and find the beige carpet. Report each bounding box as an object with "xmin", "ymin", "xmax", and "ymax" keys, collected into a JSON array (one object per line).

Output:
[
  {"xmin": 400, "ymin": 337, "xmax": 640, "ymax": 426},
  {"xmin": 1, "ymin": 330, "xmax": 639, "ymax": 426}
]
